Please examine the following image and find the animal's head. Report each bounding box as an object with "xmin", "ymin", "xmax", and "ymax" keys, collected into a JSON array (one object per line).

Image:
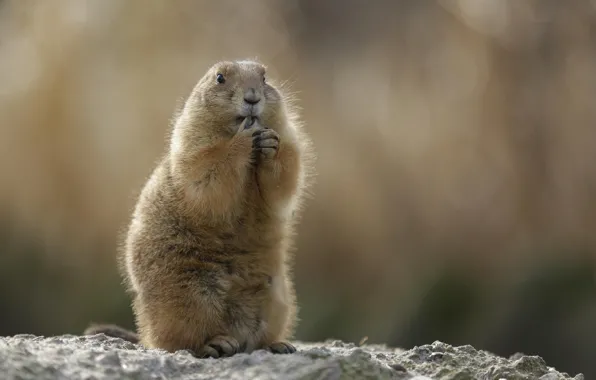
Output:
[{"xmin": 193, "ymin": 60, "xmax": 287, "ymax": 134}]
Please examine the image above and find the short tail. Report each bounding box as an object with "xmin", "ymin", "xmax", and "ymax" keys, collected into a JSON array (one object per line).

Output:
[{"xmin": 83, "ymin": 323, "xmax": 140, "ymax": 344}]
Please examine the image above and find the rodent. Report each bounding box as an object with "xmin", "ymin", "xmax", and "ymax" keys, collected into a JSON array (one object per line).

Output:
[{"xmin": 84, "ymin": 60, "xmax": 315, "ymax": 358}]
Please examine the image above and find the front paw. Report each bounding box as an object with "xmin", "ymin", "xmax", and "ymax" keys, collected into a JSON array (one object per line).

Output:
[{"xmin": 252, "ymin": 128, "xmax": 279, "ymax": 160}]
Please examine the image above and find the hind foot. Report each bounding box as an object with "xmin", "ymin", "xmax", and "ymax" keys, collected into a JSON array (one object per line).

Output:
[
  {"xmin": 267, "ymin": 341, "xmax": 296, "ymax": 354},
  {"xmin": 197, "ymin": 335, "xmax": 240, "ymax": 359}
]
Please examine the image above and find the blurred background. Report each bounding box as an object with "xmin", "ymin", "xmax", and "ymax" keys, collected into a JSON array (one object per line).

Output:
[{"xmin": 0, "ymin": 0, "xmax": 595, "ymax": 377}]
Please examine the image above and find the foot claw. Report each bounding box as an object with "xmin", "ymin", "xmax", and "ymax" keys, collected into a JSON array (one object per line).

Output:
[
  {"xmin": 198, "ymin": 335, "xmax": 240, "ymax": 358},
  {"xmin": 197, "ymin": 345, "xmax": 219, "ymax": 359},
  {"xmin": 267, "ymin": 341, "xmax": 296, "ymax": 354}
]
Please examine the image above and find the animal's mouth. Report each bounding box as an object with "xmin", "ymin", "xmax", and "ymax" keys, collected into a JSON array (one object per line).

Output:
[{"xmin": 239, "ymin": 102, "xmax": 263, "ymax": 118}]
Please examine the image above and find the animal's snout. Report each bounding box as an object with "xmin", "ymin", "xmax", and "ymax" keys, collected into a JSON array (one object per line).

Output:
[{"xmin": 243, "ymin": 88, "xmax": 261, "ymax": 105}]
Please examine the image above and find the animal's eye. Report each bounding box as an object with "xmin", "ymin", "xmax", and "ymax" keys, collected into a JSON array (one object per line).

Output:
[
  {"xmin": 216, "ymin": 73, "xmax": 225, "ymax": 84},
  {"xmin": 262, "ymin": 75, "xmax": 266, "ymax": 83}
]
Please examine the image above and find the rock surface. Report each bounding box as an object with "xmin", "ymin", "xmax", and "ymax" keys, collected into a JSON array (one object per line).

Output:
[{"xmin": 0, "ymin": 334, "xmax": 584, "ymax": 380}]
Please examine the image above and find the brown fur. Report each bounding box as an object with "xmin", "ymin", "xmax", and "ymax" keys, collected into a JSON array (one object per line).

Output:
[{"xmin": 84, "ymin": 60, "xmax": 315, "ymax": 358}]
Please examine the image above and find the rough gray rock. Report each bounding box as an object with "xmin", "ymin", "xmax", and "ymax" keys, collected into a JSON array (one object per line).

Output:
[{"xmin": 0, "ymin": 334, "xmax": 584, "ymax": 380}]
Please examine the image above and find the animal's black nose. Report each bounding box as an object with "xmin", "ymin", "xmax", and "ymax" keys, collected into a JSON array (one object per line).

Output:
[{"xmin": 244, "ymin": 88, "xmax": 261, "ymax": 105}]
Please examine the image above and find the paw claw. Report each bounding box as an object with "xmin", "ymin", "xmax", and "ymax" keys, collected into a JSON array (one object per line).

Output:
[
  {"xmin": 197, "ymin": 345, "xmax": 219, "ymax": 359},
  {"xmin": 198, "ymin": 335, "xmax": 240, "ymax": 358},
  {"xmin": 236, "ymin": 117, "xmax": 262, "ymax": 137},
  {"xmin": 268, "ymin": 341, "xmax": 296, "ymax": 354}
]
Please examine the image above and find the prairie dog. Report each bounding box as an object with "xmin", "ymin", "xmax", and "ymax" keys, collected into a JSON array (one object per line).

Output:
[{"xmin": 85, "ymin": 60, "xmax": 315, "ymax": 358}]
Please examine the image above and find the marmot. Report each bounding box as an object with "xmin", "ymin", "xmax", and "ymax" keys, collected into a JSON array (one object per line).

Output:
[{"xmin": 84, "ymin": 60, "xmax": 315, "ymax": 358}]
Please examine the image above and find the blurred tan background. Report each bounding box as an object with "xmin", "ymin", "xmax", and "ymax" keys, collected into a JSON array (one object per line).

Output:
[{"xmin": 1, "ymin": 0, "xmax": 595, "ymax": 377}]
